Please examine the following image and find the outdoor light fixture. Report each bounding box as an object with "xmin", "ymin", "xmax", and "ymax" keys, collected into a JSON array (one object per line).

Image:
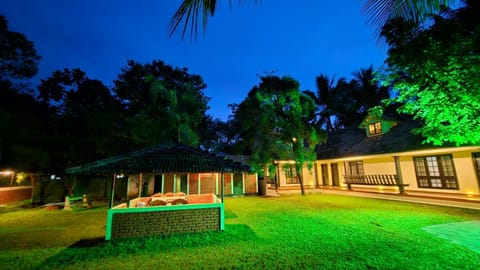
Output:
[
  {"xmin": 0, "ymin": 170, "xmax": 14, "ymax": 175},
  {"xmin": 49, "ymin": 175, "xmax": 61, "ymax": 180}
]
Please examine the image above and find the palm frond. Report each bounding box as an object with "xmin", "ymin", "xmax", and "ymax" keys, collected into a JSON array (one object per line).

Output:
[
  {"xmin": 362, "ymin": 0, "xmax": 457, "ymax": 38},
  {"xmin": 168, "ymin": 0, "xmax": 260, "ymax": 41}
]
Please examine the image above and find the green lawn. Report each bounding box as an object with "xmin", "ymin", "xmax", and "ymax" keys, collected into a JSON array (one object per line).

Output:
[{"xmin": 1, "ymin": 194, "xmax": 479, "ymax": 269}]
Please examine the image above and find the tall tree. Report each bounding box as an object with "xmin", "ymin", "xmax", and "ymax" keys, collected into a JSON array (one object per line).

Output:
[
  {"xmin": 113, "ymin": 60, "xmax": 209, "ymax": 146},
  {"xmin": 304, "ymin": 74, "xmax": 337, "ymax": 133},
  {"xmin": 353, "ymin": 65, "xmax": 389, "ymax": 115},
  {"xmin": 0, "ymin": 15, "xmax": 46, "ymax": 171},
  {"xmin": 0, "ymin": 15, "xmax": 41, "ymax": 91},
  {"xmin": 231, "ymin": 75, "xmax": 324, "ymax": 195},
  {"xmin": 37, "ymin": 68, "xmax": 126, "ymax": 168},
  {"xmin": 379, "ymin": 1, "xmax": 480, "ymax": 145}
]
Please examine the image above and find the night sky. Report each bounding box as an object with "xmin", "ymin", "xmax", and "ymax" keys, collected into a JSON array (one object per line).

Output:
[{"xmin": 1, "ymin": 0, "xmax": 387, "ymax": 120}]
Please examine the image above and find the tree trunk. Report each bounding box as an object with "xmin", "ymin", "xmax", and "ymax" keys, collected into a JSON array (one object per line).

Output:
[{"xmin": 297, "ymin": 173, "xmax": 305, "ymax": 196}]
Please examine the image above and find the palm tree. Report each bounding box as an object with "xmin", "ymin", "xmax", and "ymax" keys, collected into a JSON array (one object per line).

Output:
[
  {"xmin": 352, "ymin": 65, "xmax": 389, "ymax": 115},
  {"xmin": 303, "ymin": 74, "xmax": 337, "ymax": 133},
  {"xmin": 169, "ymin": 1, "xmax": 457, "ymax": 39}
]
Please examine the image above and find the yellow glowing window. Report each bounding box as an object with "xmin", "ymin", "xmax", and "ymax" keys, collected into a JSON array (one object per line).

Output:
[{"xmin": 368, "ymin": 122, "xmax": 382, "ymax": 136}]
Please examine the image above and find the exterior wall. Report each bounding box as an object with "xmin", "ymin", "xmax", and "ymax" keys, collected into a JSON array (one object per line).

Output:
[
  {"xmin": 363, "ymin": 157, "xmax": 397, "ymax": 175},
  {"xmin": 200, "ymin": 173, "xmax": 216, "ymax": 194},
  {"xmin": 326, "ymin": 148, "xmax": 480, "ymax": 196},
  {"xmin": 275, "ymin": 162, "xmax": 318, "ymax": 190},
  {"xmin": 125, "ymin": 172, "xmax": 258, "ymax": 197},
  {"xmin": 106, "ymin": 203, "xmax": 224, "ymax": 240},
  {"xmin": 0, "ymin": 187, "xmax": 33, "ymax": 204},
  {"xmin": 399, "ymin": 149, "xmax": 480, "ymax": 196},
  {"xmin": 275, "ymin": 147, "xmax": 480, "ymax": 197},
  {"xmin": 189, "ymin": 173, "xmax": 199, "ymax": 194},
  {"xmin": 244, "ymin": 173, "xmax": 258, "ymax": 194},
  {"xmin": 452, "ymin": 151, "xmax": 479, "ymax": 195}
]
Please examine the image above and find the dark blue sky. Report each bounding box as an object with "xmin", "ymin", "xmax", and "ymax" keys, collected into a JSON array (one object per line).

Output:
[{"xmin": 1, "ymin": 0, "xmax": 387, "ymax": 120}]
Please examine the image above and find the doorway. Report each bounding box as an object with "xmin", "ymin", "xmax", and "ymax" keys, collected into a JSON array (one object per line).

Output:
[
  {"xmin": 233, "ymin": 173, "xmax": 243, "ymax": 195},
  {"xmin": 321, "ymin": 164, "xmax": 329, "ymax": 186},
  {"xmin": 331, "ymin": 163, "xmax": 339, "ymax": 186},
  {"xmin": 154, "ymin": 175, "xmax": 163, "ymax": 194},
  {"xmin": 473, "ymin": 153, "xmax": 480, "ymax": 190}
]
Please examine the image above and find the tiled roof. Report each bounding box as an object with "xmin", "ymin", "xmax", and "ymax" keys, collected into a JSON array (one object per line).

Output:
[
  {"xmin": 66, "ymin": 144, "xmax": 252, "ymax": 175},
  {"xmin": 316, "ymin": 118, "xmax": 447, "ymax": 159}
]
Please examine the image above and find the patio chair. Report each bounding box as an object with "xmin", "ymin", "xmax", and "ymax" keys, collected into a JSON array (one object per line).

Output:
[{"xmin": 170, "ymin": 198, "xmax": 188, "ymax": 205}]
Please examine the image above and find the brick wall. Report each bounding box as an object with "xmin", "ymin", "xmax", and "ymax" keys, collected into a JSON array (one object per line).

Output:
[
  {"xmin": 0, "ymin": 187, "xmax": 33, "ymax": 204},
  {"xmin": 107, "ymin": 205, "xmax": 223, "ymax": 240}
]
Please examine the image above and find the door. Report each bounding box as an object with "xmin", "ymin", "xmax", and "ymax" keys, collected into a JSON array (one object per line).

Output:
[
  {"xmin": 176, "ymin": 174, "xmax": 188, "ymax": 193},
  {"xmin": 473, "ymin": 153, "xmax": 480, "ymax": 190},
  {"xmin": 321, "ymin": 164, "xmax": 329, "ymax": 186},
  {"xmin": 154, "ymin": 175, "xmax": 163, "ymax": 193},
  {"xmin": 114, "ymin": 175, "xmax": 128, "ymax": 200},
  {"xmin": 233, "ymin": 173, "xmax": 243, "ymax": 195},
  {"xmin": 331, "ymin": 163, "xmax": 339, "ymax": 186}
]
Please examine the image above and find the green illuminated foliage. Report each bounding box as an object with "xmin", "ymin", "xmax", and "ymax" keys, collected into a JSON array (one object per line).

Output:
[
  {"xmin": 231, "ymin": 75, "xmax": 324, "ymax": 195},
  {"xmin": 380, "ymin": 2, "xmax": 480, "ymax": 145}
]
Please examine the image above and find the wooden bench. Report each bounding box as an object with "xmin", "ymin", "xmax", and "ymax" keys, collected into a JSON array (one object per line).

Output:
[{"xmin": 343, "ymin": 174, "xmax": 409, "ymax": 194}]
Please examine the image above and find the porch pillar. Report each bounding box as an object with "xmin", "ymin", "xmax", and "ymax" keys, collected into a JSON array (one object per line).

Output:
[
  {"xmin": 393, "ymin": 156, "xmax": 406, "ymax": 195},
  {"xmin": 138, "ymin": 173, "xmax": 143, "ymax": 197},
  {"xmin": 109, "ymin": 174, "xmax": 116, "ymax": 209},
  {"xmin": 221, "ymin": 172, "xmax": 225, "ymax": 203}
]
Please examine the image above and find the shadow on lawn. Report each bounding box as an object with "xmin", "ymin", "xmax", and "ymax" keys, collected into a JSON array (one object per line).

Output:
[
  {"xmin": 38, "ymin": 224, "xmax": 257, "ymax": 268},
  {"xmin": 68, "ymin": 237, "xmax": 106, "ymax": 248}
]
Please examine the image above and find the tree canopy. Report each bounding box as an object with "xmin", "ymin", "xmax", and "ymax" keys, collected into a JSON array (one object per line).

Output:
[
  {"xmin": 230, "ymin": 75, "xmax": 324, "ymax": 195},
  {"xmin": 113, "ymin": 60, "xmax": 210, "ymax": 147},
  {"xmin": 0, "ymin": 15, "xmax": 40, "ymax": 89},
  {"xmin": 379, "ymin": 1, "xmax": 480, "ymax": 145}
]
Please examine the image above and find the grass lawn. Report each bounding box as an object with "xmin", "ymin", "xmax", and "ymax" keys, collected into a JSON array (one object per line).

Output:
[{"xmin": 0, "ymin": 194, "xmax": 479, "ymax": 269}]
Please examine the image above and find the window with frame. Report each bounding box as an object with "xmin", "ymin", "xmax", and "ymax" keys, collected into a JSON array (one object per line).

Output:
[
  {"xmin": 345, "ymin": 161, "xmax": 364, "ymax": 176},
  {"xmin": 368, "ymin": 122, "xmax": 382, "ymax": 136},
  {"xmin": 413, "ymin": 155, "xmax": 458, "ymax": 189},
  {"xmin": 285, "ymin": 164, "xmax": 299, "ymax": 184}
]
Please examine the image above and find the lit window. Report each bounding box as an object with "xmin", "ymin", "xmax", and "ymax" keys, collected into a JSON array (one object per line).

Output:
[
  {"xmin": 368, "ymin": 122, "xmax": 382, "ymax": 136},
  {"xmin": 285, "ymin": 165, "xmax": 299, "ymax": 184},
  {"xmin": 413, "ymin": 155, "xmax": 458, "ymax": 189},
  {"xmin": 346, "ymin": 161, "xmax": 364, "ymax": 175}
]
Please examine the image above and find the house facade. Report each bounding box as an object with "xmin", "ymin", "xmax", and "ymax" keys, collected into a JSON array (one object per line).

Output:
[
  {"xmin": 124, "ymin": 172, "xmax": 258, "ymax": 198},
  {"xmin": 67, "ymin": 145, "xmax": 258, "ymax": 202},
  {"xmin": 274, "ymin": 114, "xmax": 480, "ymax": 198}
]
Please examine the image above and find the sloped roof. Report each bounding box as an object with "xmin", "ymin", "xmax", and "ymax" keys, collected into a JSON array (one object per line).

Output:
[
  {"xmin": 66, "ymin": 144, "xmax": 252, "ymax": 175},
  {"xmin": 316, "ymin": 118, "xmax": 444, "ymax": 159}
]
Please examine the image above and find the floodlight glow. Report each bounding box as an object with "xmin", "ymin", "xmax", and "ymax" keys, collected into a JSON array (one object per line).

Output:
[{"xmin": 0, "ymin": 170, "xmax": 14, "ymax": 175}]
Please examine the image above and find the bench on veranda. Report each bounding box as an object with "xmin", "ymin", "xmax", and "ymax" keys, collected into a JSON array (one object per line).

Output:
[{"xmin": 343, "ymin": 174, "xmax": 409, "ymax": 194}]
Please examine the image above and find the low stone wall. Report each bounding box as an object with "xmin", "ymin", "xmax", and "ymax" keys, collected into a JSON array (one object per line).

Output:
[
  {"xmin": 105, "ymin": 203, "xmax": 224, "ymax": 240},
  {"xmin": 0, "ymin": 187, "xmax": 33, "ymax": 204}
]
